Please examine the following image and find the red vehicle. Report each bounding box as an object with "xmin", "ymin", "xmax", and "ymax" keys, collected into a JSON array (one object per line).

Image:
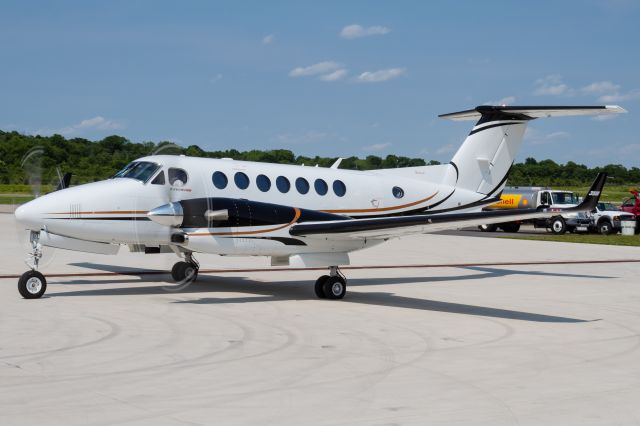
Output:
[
  {"xmin": 621, "ymin": 189, "xmax": 640, "ymax": 233},
  {"xmin": 621, "ymin": 189, "xmax": 640, "ymax": 216}
]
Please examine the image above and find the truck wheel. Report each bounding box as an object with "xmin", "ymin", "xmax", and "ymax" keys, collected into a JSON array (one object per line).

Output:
[
  {"xmin": 597, "ymin": 220, "xmax": 613, "ymax": 235},
  {"xmin": 550, "ymin": 217, "xmax": 566, "ymax": 235},
  {"xmin": 478, "ymin": 224, "xmax": 497, "ymax": 232},
  {"xmin": 500, "ymin": 223, "xmax": 520, "ymax": 233}
]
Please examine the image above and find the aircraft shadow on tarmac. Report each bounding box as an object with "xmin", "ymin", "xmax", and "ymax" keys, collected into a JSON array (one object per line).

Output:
[{"xmin": 48, "ymin": 262, "xmax": 612, "ymax": 323}]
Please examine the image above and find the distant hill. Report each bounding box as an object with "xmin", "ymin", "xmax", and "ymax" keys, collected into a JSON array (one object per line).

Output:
[{"xmin": 1, "ymin": 130, "xmax": 639, "ymax": 187}]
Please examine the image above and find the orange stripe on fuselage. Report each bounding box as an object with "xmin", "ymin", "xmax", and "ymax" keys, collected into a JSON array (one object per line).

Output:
[{"xmin": 320, "ymin": 191, "xmax": 439, "ymax": 214}]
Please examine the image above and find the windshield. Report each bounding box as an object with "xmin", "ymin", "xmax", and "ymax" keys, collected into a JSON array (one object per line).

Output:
[
  {"xmin": 113, "ymin": 161, "xmax": 160, "ymax": 183},
  {"xmin": 598, "ymin": 202, "xmax": 618, "ymax": 211},
  {"xmin": 551, "ymin": 192, "xmax": 578, "ymax": 205}
]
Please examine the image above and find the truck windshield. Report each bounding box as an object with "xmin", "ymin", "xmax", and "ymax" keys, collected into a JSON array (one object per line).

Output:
[
  {"xmin": 598, "ymin": 202, "xmax": 618, "ymax": 211},
  {"xmin": 113, "ymin": 161, "xmax": 160, "ymax": 183},
  {"xmin": 552, "ymin": 192, "xmax": 578, "ymax": 205}
]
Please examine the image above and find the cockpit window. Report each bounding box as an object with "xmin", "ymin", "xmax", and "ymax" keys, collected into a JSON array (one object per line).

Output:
[
  {"xmin": 168, "ymin": 168, "xmax": 188, "ymax": 187},
  {"xmin": 151, "ymin": 171, "xmax": 165, "ymax": 185},
  {"xmin": 113, "ymin": 161, "xmax": 160, "ymax": 183}
]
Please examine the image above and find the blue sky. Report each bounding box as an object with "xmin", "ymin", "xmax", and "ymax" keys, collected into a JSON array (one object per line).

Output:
[{"xmin": 1, "ymin": 0, "xmax": 639, "ymax": 166}]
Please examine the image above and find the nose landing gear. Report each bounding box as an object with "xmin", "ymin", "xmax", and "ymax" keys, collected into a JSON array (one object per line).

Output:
[
  {"xmin": 314, "ymin": 266, "xmax": 347, "ymax": 300},
  {"xmin": 18, "ymin": 231, "xmax": 47, "ymax": 299}
]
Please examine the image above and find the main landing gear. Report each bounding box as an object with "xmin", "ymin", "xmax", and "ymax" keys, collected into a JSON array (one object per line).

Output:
[
  {"xmin": 18, "ymin": 231, "xmax": 47, "ymax": 299},
  {"xmin": 171, "ymin": 251, "xmax": 199, "ymax": 283},
  {"xmin": 314, "ymin": 266, "xmax": 347, "ymax": 300}
]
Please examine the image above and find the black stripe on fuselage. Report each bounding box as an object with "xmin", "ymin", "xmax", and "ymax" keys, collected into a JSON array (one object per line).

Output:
[{"xmin": 221, "ymin": 236, "xmax": 306, "ymax": 246}]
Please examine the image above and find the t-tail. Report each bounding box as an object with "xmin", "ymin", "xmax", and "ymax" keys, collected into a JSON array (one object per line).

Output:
[{"xmin": 439, "ymin": 105, "xmax": 625, "ymax": 204}]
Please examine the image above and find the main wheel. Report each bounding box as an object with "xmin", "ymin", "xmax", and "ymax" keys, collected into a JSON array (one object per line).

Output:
[
  {"xmin": 500, "ymin": 223, "xmax": 521, "ymax": 233},
  {"xmin": 322, "ymin": 276, "xmax": 346, "ymax": 300},
  {"xmin": 598, "ymin": 220, "xmax": 613, "ymax": 235},
  {"xmin": 171, "ymin": 261, "xmax": 198, "ymax": 283},
  {"xmin": 550, "ymin": 217, "xmax": 567, "ymax": 235},
  {"xmin": 478, "ymin": 224, "xmax": 497, "ymax": 232},
  {"xmin": 18, "ymin": 270, "xmax": 47, "ymax": 299},
  {"xmin": 314, "ymin": 275, "xmax": 329, "ymax": 298}
]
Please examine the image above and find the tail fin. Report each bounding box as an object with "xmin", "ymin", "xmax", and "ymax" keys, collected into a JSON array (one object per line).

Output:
[
  {"xmin": 563, "ymin": 172, "xmax": 607, "ymax": 213},
  {"xmin": 440, "ymin": 105, "xmax": 625, "ymax": 198}
]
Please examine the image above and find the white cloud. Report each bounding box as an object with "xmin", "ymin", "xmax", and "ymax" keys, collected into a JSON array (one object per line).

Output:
[
  {"xmin": 599, "ymin": 90, "xmax": 640, "ymax": 102},
  {"xmin": 289, "ymin": 61, "xmax": 341, "ymax": 77},
  {"xmin": 57, "ymin": 116, "xmax": 123, "ymax": 136},
  {"xmin": 362, "ymin": 142, "xmax": 392, "ymax": 152},
  {"xmin": 525, "ymin": 126, "xmax": 571, "ymax": 145},
  {"xmin": 436, "ymin": 144, "xmax": 455, "ymax": 155},
  {"xmin": 340, "ymin": 24, "xmax": 390, "ymax": 39},
  {"xmin": 210, "ymin": 73, "xmax": 223, "ymax": 83},
  {"xmin": 533, "ymin": 75, "xmax": 570, "ymax": 96},
  {"xmin": 591, "ymin": 114, "xmax": 618, "ymax": 121},
  {"xmin": 483, "ymin": 96, "xmax": 516, "ymax": 106},
  {"xmin": 355, "ymin": 68, "xmax": 406, "ymax": 83},
  {"xmin": 262, "ymin": 34, "xmax": 275, "ymax": 45},
  {"xmin": 579, "ymin": 80, "xmax": 640, "ymax": 102},
  {"xmin": 319, "ymin": 69, "xmax": 348, "ymax": 82},
  {"xmin": 580, "ymin": 81, "xmax": 620, "ymax": 94}
]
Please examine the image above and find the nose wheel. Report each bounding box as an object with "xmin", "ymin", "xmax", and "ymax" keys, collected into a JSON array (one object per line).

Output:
[
  {"xmin": 18, "ymin": 270, "xmax": 47, "ymax": 299},
  {"xmin": 314, "ymin": 266, "xmax": 347, "ymax": 300},
  {"xmin": 18, "ymin": 231, "xmax": 47, "ymax": 299}
]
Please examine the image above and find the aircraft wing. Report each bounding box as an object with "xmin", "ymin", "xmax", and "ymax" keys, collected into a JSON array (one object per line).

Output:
[{"xmin": 290, "ymin": 173, "xmax": 606, "ymax": 240}]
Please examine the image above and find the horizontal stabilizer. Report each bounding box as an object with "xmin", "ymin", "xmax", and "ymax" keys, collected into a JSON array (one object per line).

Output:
[{"xmin": 439, "ymin": 105, "xmax": 626, "ymax": 121}]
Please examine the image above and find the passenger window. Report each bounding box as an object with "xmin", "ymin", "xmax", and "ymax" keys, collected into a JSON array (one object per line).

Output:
[
  {"xmin": 257, "ymin": 174, "xmax": 271, "ymax": 192},
  {"xmin": 234, "ymin": 172, "xmax": 250, "ymax": 189},
  {"xmin": 168, "ymin": 168, "xmax": 188, "ymax": 187},
  {"xmin": 333, "ymin": 180, "xmax": 346, "ymax": 197},
  {"xmin": 392, "ymin": 186, "xmax": 404, "ymax": 199},
  {"xmin": 296, "ymin": 177, "xmax": 310, "ymax": 194},
  {"xmin": 541, "ymin": 192, "xmax": 551, "ymax": 205},
  {"xmin": 212, "ymin": 171, "xmax": 228, "ymax": 189},
  {"xmin": 151, "ymin": 171, "xmax": 165, "ymax": 185},
  {"xmin": 314, "ymin": 179, "xmax": 328, "ymax": 196},
  {"xmin": 276, "ymin": 176, "xmax": 290, "ymax": 193}
]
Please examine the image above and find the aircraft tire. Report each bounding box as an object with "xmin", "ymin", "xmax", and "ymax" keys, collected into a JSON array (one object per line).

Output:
[
  {"xmin": 323, "ymin": 276, "xmax": 346, "ymax": 300},
  {"xmin": 171, "ymin": 261, "xmax": 198, "ymax": 283},
  {"xmin": 18, "ymin": 270, "xmax": 47, "ymax": 299},
  {"xmin": 314, "ymin": 275, "xmax": 330, "ymax": 299}
]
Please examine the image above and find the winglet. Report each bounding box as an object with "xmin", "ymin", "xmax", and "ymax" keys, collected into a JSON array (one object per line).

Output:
[{"xmin": 564, "ymin": 172, "xmax": 607, "ymax": 213}]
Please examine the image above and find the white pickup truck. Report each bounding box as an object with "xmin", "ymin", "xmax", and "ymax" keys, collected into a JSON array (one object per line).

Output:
[{"xmin": 588, "ymin": 202, "xmax": 636, "ymax": 235}]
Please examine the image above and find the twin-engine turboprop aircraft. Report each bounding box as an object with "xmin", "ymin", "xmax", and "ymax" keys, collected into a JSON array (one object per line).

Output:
[{"xmin": 14, "ymin": 105, "xmax": 624, "ymax": 299}]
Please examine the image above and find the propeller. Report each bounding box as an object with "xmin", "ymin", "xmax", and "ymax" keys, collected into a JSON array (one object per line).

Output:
[{"xmin": 15, "ymin": 146, "xmax": 58, "ymax": 269}]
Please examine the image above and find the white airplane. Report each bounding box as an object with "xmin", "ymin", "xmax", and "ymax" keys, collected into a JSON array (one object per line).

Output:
[{"xmin": 14, "ymin": 105, "xmax": 624, "ymax": 299}]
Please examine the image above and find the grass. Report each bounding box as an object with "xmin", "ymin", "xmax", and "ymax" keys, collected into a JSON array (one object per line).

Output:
[
  {"xmin": 502, "ymin": 233, "xmax": 640, "ymax": 247},
  {"xmin": 555, "ymin": 185, "xmax": 636, "ymax": 203},
  {"xmin": 0, "ymin": 194, "xmax": 34, "ymax": 204}
]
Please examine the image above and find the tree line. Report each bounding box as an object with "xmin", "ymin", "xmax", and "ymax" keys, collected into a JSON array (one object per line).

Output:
[{"xmin": 1, "ymin": 130, "xmax": 639, "ymax": 187}]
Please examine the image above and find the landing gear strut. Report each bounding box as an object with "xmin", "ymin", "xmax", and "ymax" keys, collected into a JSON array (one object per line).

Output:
[
  {"xmin": 18, "ymin": 231, "xmax": 47, "ymax": 299},
  {"xmin": 171, "ymin": 251, "xmax": 199, "ymax": 283},
  {"xmin": 314, "ymin": 266, "xmax": 347, "ymax": 300}
]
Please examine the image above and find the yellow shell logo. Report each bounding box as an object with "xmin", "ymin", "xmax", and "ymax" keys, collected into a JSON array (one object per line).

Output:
[{"xmin": 488, "ymin": 194, "xmax": 523, "ymax": 209}]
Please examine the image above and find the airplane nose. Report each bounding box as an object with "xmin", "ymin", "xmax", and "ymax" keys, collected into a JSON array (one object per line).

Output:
[{"xmin": 14, "ymin": 201, "xmax": 41, "ymax": 230}]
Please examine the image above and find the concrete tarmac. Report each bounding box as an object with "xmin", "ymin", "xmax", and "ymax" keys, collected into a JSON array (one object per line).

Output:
[{"xmin": 1, "ymin": 213, "xmax": 640, "ymax": 425}]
